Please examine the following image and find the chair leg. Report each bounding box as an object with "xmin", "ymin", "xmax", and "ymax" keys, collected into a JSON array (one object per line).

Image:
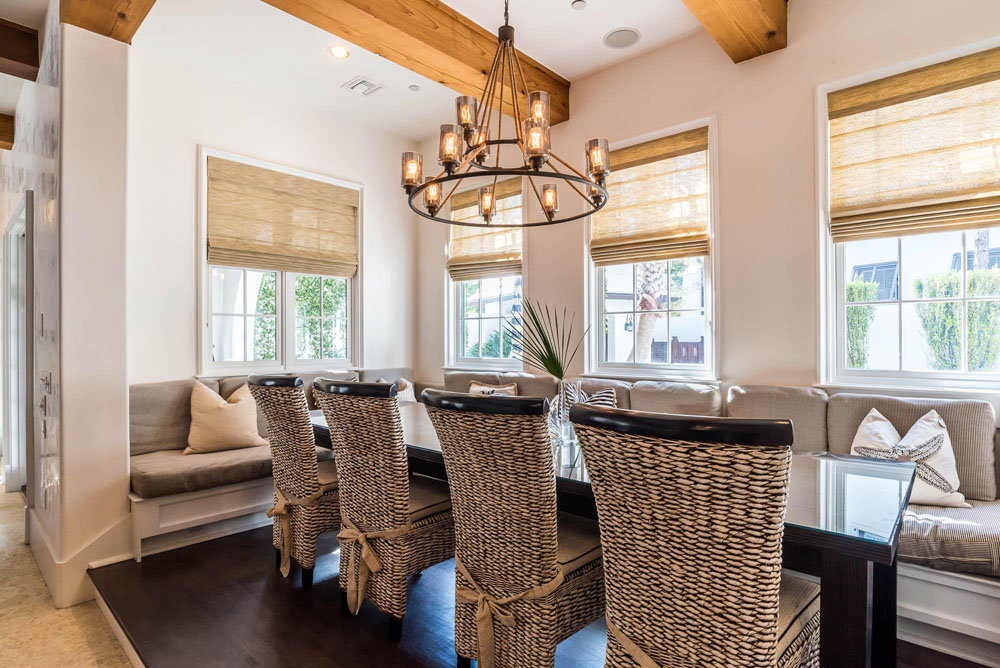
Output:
[
  {"xmin": 388, "ymin": 616, "xmax": 404, "ymax": 642},
  {"xmin": 274, "ymin": 548, "xmax": 281, "ymax": 571},
  {"xmin": 339, "ymin": 589, "xmax": 349, "ymax": 612},
  {"xmin": 301, "ymin": 568, "xmax": 313, "ymax": 588},
  {"xmin": 457, "ymin": 658, "xmax": 472, "ymax": 668}
]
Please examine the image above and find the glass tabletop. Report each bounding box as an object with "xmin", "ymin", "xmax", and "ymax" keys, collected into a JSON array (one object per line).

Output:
[{"xmin": 311, "ymin": 402, "xmax": 916, "ymax": 547}]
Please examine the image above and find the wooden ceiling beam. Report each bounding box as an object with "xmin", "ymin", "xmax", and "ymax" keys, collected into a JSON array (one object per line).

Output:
[
  {"xmin": 0, "ymin": 19, "xmax": 39, "ymax": 81},
  {"xmin": 61, "ymin": 0, "xmax": 158, "ymax": 43},
  {"xmin": 682, "ymin": 0, "xmax": 787, "ymax": 63},
  {"xmin": 0, "ymin": 114, "xmax": 14, "ymax": 151},
  {"xmin": 262, "ymin": 0, "xmax": 571, "ymax": 124}
]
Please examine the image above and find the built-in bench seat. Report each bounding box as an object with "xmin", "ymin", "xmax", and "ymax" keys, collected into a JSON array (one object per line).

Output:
[
  {"xmin": 128, "ymin": 367, "xmax": 411, "ymax": 560},
  {"xmin": 902, "ymin": 501, "xmax": 1000, "ymax": 578}
]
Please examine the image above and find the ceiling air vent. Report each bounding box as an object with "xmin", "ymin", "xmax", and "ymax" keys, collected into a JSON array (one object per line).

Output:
[{"xmin": 341, "ymin": 76, "xmax": 383, "ymax": 96}]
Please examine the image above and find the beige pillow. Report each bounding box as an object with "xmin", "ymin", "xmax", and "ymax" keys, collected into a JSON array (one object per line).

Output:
[
  {"xmin": 185, "ymin": 382, "xmax": 268, "ymax": 455},
  {"xmin": 469, "ymin": 381, "xmax": 518, "ymax": 396}
]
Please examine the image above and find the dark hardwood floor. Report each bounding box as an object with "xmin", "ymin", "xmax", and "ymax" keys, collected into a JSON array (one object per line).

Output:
[{"xmin": 89, "ymin": 528, "xmax": 984, "ymax": 668}]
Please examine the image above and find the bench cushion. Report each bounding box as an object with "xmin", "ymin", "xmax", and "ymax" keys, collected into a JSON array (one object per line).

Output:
[
  {"xmin": 727, "ymin": 385, "xmax": 829, "ymax": 453},
  {"xmin": 130, "ymin": 379, "xmax": 220, "ymax": 456},
  {"xmin": 130, "ymin": 445, "xmax": 333, "ymax": 498},
  {"xmin": 828, "ymin": 394, "xmax": 997, "ymax": 502},
  {"xmin": 628, "ymin": 381, "xmax": 722, "ymax": 416},
  {"xmin": 900, "ymin": 500, "xmax": 1000, "ymax": 577}
]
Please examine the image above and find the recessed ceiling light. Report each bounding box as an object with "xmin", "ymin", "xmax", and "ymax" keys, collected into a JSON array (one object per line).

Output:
[
  {"xmin": 571, "ymin": 0, "xmax": 586, "ymax": 9},
  {"xmin": 603, "ymin": 28, "xmax": 641, "ymax": 49},
  {"xmin": 329, "ymin": 46, "xmax": 350, "ymax": 59},
  {"xmin": 408, "ymin": 84, "xmax": 421, "ymax": 92}
]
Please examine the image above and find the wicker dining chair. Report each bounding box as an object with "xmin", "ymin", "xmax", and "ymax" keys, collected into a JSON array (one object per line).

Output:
[
  {"xmin": 570, "ymin": 404, "xmax": 821, "ymax": 668},
  {"xmin": 422, "ymin": 389, "xmax": 605, "ymax": 668},
  {"xmin": 247, "ymin": 375, "xmax": 339, "ymax": 588},
  {"xmin": 313, "ymin": 379, "xmax": 455, "ymax": 642}
]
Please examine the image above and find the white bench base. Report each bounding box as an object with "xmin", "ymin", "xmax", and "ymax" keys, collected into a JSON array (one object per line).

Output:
[
  {"xmin": 898, "ymin": 562, "xmax": 1000, "ymax": 667},
  {"xmin": 129, "ymin": 478, "xmax": 274, "ymax": 561}
]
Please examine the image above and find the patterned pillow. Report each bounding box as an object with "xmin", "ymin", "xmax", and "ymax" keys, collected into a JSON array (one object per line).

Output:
[
  {"xmin": 850, "ymin": 408, "xmax": 969, "ymax": 508},
  {"xmin": 469, "ymin": 381, "xmax": 518, "ymax": 396},
  {"xmin": 550, "ymin": 385, "xmax": 617, "ymax": 435}
]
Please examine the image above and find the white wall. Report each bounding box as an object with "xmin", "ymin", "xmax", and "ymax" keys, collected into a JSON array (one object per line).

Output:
[
  {"xmin": 416, "ymin": 0, "xmax": 1000, "ymax": 386},
  {"xmin": 127, "ymin": 47, "xmax": 420, "ymax": 384}
]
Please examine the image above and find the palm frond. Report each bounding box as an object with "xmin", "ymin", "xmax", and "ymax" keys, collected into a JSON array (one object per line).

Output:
[{"xmin": 502, "ymin": 299, "xmax": 589, "ymax": 379}]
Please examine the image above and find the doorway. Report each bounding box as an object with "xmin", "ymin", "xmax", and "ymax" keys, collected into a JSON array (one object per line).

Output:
[{"xmin": 3, "ymin": 191, "xmax": 33, "ymax": 498}]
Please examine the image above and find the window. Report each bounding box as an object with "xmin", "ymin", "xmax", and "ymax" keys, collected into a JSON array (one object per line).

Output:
[
  {"xmin": 200, "ymin": 150, "xmax": 360, "ymax": 374},
  {"xmin": 447, "ymin": 178, "xmax": 524, "ymax": 368},
  {"xmin": 209, "ymin": 267, "xmax": 278, "ymax": 363},
  {"xmin": 838, "ymin": 227, "xmax": 1000, "ymax": 375},
  {"xmin": 598, "ymin": 259, "xmax": 707, "ymax": 367},
  {"xmin": 827, "ymin": 47, "xmax": 1000, "ymax": 384},
  {"xmin": 291, "ymin": 274, "xmax": 349, "ymax": 362},
  {"xmin": 589, "ymin": 126, "xmax": 714, "ymax": 377},
  {"xmin": 456, "ymin": 276, "xmax": 522, "ymax": 362},
  {"xmin": 208, "ymin": 266, "xmax": 352, "ymax": 371}
]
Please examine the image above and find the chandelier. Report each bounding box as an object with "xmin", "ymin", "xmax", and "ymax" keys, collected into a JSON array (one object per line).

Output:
[{"xmin": 400, "ymin": 1, "xmax": 610, "ymax": 228}]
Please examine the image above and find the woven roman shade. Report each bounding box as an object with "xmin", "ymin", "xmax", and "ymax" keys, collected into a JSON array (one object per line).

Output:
[
  {"xmin": 447, "ymin": 178, "xmax": 523, "ymax": 281},
  {"xmin": 590, "ymin": 127, "xmax": 710, "ymax": 267},
  {"xmin": 206, "ymin": 156, "xmax": 359, "ymax": 277},
  {"xmin": 828, "ymin": 47, "xmax": 1000, "ymax": 242}
]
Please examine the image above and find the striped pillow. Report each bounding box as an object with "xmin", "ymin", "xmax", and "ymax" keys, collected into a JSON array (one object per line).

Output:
[{"xmin": 550, "ymin": 386, "xmax": 617, "ymax": 435}]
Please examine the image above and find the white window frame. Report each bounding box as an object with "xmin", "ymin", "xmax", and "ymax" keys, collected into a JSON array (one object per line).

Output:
[
  {"xmin": 284, "ymin": 272, "xmax": 354, "ymax": 372},
  {"xmin": 449, "ymin": 274, "xmax": 523, "ymax": 370},
  {"xmin": 197, "ymin": 147, "xmax": 363, "ymax": 376},
  {"xmin": 817, "ymin": 38, "xmax": 1000, "ymax": 393},
  {"xmin": 205, "ymin": 265, "xmax": 285, "ymax": 375},
  {"xmin": 585, "ymin": 116, "xmax": 720, "ymax": 382}
]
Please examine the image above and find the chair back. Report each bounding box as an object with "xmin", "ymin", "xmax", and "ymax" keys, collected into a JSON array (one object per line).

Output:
[
  {"xmin": 422, "ymin": 389, "xmax": 558, "ymax": 594},
  {"xmin": 313, "ymin": 379, "xmax": 409, "ymax": 530},
  {"xmin": 247, "ymin": 375, "xmax": 320, "ymax": 498},
  {"xmin": 570, "ymin": 404, "xmax": 794, "ymax": 667}
]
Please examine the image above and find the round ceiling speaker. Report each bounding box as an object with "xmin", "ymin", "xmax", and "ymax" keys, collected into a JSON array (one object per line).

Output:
[
  {"xmin": 571, "ymin": 0, "xmax": 587, "ymax": 9},
  {"xmin": 603, "ymin": 28, "xmax": 641, "ymax": 49}
]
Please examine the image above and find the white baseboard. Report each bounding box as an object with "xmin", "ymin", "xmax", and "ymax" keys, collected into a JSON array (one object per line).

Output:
[
  {"xmin": 898, "ymin": 562, "xmax": 1000, "ymax": 666},
  {"xmin": 91, "ymin": 581, "xmax": 145, "ymax": 668},
  {"xmin": 139, "ymin": 512, "xmax": 270, "ymax": 558}
]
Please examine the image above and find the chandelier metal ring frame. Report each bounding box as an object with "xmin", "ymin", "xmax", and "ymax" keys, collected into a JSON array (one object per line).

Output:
[{"xmin": 401, "ymin": 1, "xmax": 611, "ymax": 229}]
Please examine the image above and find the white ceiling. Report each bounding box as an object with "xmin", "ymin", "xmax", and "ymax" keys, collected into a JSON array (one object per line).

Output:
[
  {"xmin": 133, "ymin": 0, "xmax": 459, "ymax": 143},
  {"xmin": 442, "ymin": 0, "xmax": 703, "ymax": 79},
  {"xmin": 0, "ymin": 0, "xmax": 48, "ymax": 115}
]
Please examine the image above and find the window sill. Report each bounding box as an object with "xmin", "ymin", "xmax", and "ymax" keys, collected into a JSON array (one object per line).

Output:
[
  {"xmin": 443, "ymin": 363, "xmax": 523, "ymax": 373},
  {"xmin": 582, "ymin": 371, "xmax": 721, "ymax": 386},
  {"xmin": 817, "ymin": 381, "xmax": 1000, "ymax": 402}
]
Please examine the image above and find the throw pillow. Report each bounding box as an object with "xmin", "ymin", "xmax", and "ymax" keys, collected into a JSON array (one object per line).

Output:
[
  {"xmin": 185, "ymin": 382, "xmax": 269, "ymax": 455},
  {"xmin": 376, "ymin": 376, "xmax": 417, "ymax": 403},
  {"xmin": 550, "ymin": 385, "xmax": 617, "ymax": 435},
  {"xmin": 469, "ymin": 381, "xmax": 518, "ymax": 396},
  {"xmin": 850, "ymin": 408, "xmax": 969, "ymax": 508}
]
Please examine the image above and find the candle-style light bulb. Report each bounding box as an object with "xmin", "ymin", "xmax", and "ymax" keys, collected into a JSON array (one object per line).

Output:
[
  {"xmin": 478, "ymin": 186, "xmax": 496, "ymax": 223},
  {"xmin": 528, "ymin": 91, "xmax": 550, "ymax": 123},
  {"xmin": 585, "ymin": 138, "xmax": 610, "ymax": 183},
  {"xmin": 423, "ymin": 177, "xmax": 441, "ymax": 212},
  {"xmin": 521, "ymin": 117, "xmax": 551, "ymax": 169},
  {"xmin": 401, "ymin": 151, "xmax": 423, "ymax": 190},
  {"xmin": 542, "ymin": 184, "xmax": 559, "ymax": 216},
  {"xmin": 455, "ymin": 96, "xmax": 477, "ymax": 129},
  {"xmin": 439, "ymin": 123, "xmax": 463, "ymax": 173}
]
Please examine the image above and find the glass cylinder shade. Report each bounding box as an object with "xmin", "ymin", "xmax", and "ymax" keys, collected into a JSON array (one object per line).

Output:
[
  {"xmin": 478, "ymin": 186, "xmax": 496, "ymax": 223},
  {"xmin": 401, "ymin": 151, "xmax": 422, "ymax": 188},
  {"xmin": 528, "ymin": 91, "xmax": 550, "ymax": 123},
  {"xmin": 585, "ymin": 138, "xmax": 610, "ymax": 179},
  {"xmin": 542, "ymin": 184, "xmax": 559, "ymax": 215},
  {"xmin": 522, "ymin": 118, "xmax": 551, "ymax": 166},
  {"xmin": 455, "ymin": 96, "xmax": 477, "ymax": 128},
  {"xmin": 471, "ymin": 130, "xmax": 490, "ymax": 164},
  {"xmin": 423, "ymin": 177, "xmax": 441, "ymax": 212},
  {"xmin": 439, "ymin": 124, "xmax": 463, "ymax": 169}
]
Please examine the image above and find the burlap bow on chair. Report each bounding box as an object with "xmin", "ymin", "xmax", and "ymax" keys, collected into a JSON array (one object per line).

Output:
[
  {"xmin": 454, "ymin": 557, "xmax": 566, "ymax": 668},
  {"xmin": 338, "ymin": 516, "xmax": 412, "ymax": 615},
  {"xmin": 267, "ymin": 486, "xmax": 331, "ymax": 577}
]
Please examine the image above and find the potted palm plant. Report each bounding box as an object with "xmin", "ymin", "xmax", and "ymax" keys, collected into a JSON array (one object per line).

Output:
[{"xmin": 503, "ymin": 299, "xmax": 588, "ymax": 444}]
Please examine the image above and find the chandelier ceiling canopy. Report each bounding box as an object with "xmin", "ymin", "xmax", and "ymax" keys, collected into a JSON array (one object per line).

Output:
[{"xmin": 401, "ymin": 1, "xmax": 610, "ymax": 228}]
